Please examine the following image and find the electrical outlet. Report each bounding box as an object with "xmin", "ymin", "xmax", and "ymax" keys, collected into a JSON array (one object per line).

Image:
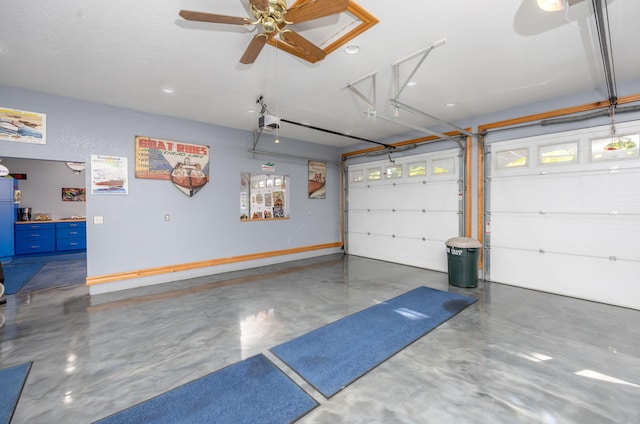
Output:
[
  {"xmin": 164, "ymin": 214, "xmax": 170, "ymax": 222},
  {"xmin": 93, "ymin": 216, "xmax": 104, "ymax": 225}
]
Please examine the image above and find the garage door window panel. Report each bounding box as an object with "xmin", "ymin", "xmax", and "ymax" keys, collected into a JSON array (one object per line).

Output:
[
  {"xmin": 408, "ymin": 161, "xmax": 427, "ymax": 177},
  {"xmin": 385, "ymin": 164, "xmax": 403, "ymax": 179},
  {"xmin": 497, "ymin": 148, "xmax": 529, "ymax": 169},
  {"xmin": 539, "ymin": 141, "xmax": 578, "ymax": 165},
  {"xmin": 591, "ymin": 134, "xmax": 639, "ymax": 162},
  {"xmin": 367, "ymin": 167, "xmax": 382, "ymax": 181},
  {"xmin": 431, "ymin": 157, "xmax": 456, "ymax": 176}
]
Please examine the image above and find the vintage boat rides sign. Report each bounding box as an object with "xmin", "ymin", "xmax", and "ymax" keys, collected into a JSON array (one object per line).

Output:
[{"xmin": 135, "ymin": 136, "xmax": 210, "ymax": 197}]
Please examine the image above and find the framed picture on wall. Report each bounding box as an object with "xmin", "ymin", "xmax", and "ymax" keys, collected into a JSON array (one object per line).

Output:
[
  {"xmin": 135, "ymin": 135, "xmax": 210, "ymax": 197},
  {"xmin": 91, "ymin": 154, "xmax": 128, "ymax": 195},
  {"xmin": 0, "ymin": 106, "xmax": 46, "ymax": 144},
  {"xmin": 308, "ymin": 160, "xmax": 326, "ymax": 199},
  {"xmin": 62, "ymin": 188, "xmax": 86, "ymax": 202}
]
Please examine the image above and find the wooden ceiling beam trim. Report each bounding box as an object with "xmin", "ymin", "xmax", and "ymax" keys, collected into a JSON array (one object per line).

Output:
[{"xmin": 267, "ymin": 0, "xmax": 378, "ymax": 63}]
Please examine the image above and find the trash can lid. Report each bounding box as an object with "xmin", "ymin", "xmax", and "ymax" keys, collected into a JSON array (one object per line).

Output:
[{"xmin": 446, "ymin": 237, "xmax": 482, "ymax": 248}]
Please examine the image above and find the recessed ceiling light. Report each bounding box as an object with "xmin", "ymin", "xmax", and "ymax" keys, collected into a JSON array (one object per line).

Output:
[
  {"xmin": 406, "ymin": 81, "xmax": 418, "ymax": 87},
  {"xmin": 161, "ymin": 87, "xmax": 175, "ymax": 94},
  {"xmin": 344, "ymin": 44, "xmax": 360, "ymax": 55},
  {"xmin": 446, "ymin": 102, "xmax": 456, "ymax": 107}
]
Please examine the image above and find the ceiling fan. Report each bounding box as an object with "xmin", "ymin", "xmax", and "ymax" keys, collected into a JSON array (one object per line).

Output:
[{"xmin": 179, "ymin": 0, "xmax": 349, "ymax": 64}]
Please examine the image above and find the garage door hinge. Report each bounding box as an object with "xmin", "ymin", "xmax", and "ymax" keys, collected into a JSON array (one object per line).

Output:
[{"xmin": 609, "ymin": 256, "xmax": 617, "ymax": 262}]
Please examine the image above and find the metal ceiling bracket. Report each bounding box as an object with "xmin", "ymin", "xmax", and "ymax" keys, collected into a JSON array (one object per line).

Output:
[
  {"xmin": 392, "ymin": 38, "xmax": 447, "ymax": 116},
  {"xmin": 344, "ymin": 39, "xmax": 472, "ymax": 148},
  {"xmin": 252, "ymin": 127, "xmax": 265, "ymax": 151},
  {"xmin": 389, "ymin": 100, "xmax": 474, "ymax": 137},
  {"xmin": 375, "ymin": 113, "xmax": 464, "ymax": 149},
  {"xmin": 388, "ymin": 39, "xmax": 471, "ymax": 142},
  {"xmin": 344, "ymin": 71, "xmax": 377, "ymax": 114}
]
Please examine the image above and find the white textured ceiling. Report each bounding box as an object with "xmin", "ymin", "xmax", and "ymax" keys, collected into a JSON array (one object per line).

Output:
[{"xmin": 1, "ymin": 0, "xmax": 639, "ymax": 148}]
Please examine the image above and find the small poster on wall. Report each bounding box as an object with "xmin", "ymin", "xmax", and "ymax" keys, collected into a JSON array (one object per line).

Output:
[
  {"xmin": 91, "ymin": 155, "xmax": 128, "ymax": 195},
  {"xmin": 308, "ymin": 160, "xmax": 326, "ymax": 199},
  {"xmin": 0, "ymin": 106, "xmax": 46, "ymax": 144},
  {"xmin": 135, "ymin": 135, "xmax": 210, "ymax": 197},
  {"xmin": 62, "ymin": 188, "xmax": 86, "ymax": 202}
]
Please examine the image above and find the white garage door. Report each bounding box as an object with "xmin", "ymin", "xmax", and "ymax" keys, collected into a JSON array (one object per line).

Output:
[
  {"xmin": 487, "ymin": 120, "xmax": 640, "ymax": 310},
  {"xmin": 347, "ymin": 149, "xmax": 462, "ymax": 271}
]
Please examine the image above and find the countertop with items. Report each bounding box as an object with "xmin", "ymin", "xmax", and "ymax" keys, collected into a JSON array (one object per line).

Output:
[{"xmin": 15, "ymin": 217, "xmax": 86, "ymax": 224}]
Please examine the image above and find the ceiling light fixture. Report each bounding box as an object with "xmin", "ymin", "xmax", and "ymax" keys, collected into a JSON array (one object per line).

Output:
[
  {"xmin": 406, "ymin": 81, "xmax": 418, "ymax": 87},
  {"xmin": 66, "ymin": 162, "xmax": 86, "ymax": 174},
  {"xmin": 536, "ymin": 0, "xmax": 565, "ymax": 12},
  {"xmin": 161, "ymin": 87, "xmax": 175, "ymax": 94},
  {"xmin": 344, "ymin": 44, "xmax": 360, "ymax": 55}
]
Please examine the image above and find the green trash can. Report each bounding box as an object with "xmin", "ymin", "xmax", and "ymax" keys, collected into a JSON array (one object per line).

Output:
[{"xmin": 445, "ymin": 237, "xmax": 482, "ymax": 288}]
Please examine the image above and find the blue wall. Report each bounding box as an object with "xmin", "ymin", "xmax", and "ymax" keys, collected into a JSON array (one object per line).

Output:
[
  {"xmin": 1, "ymin": 85, "xmax": 343, "ymax": 292},
  {"xmin": 4, "ymin": 81, "xmax": 639, "ymax": 293}
]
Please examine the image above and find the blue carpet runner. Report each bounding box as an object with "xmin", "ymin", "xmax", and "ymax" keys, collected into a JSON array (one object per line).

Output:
[
  {"xmin": 271, "ymin": 286, "xmax": 477, "ymax": 398},
  {"xmin": 95, "ymin": 354, "xmax": 318, "ymax": 424},
  {"xmin": 2, "ymin": 263, "xmax": 44, "ymax": 294},
  {"xmin": 0, "ymin": 362, "xmax": 32, "ymax": 424}
]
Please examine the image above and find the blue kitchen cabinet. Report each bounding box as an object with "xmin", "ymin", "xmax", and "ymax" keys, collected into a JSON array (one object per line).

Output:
[
  {"xmin": 14, "ymin": 222, "xmax": 55, "ymax": 255},
  {"xmin": 56, "ymin": 221, "xmax": 87, "ymax": 251}
]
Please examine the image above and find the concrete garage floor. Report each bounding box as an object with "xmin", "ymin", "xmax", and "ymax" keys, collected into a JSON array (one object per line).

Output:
[{"xmin": 1, "ymin": 254, "xmax": 638, "ymax": 423}]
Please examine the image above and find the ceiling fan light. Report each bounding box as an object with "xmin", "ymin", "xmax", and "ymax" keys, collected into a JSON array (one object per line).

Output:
[
  {"xmin": 262, "ymin": 17, "xmax": 277, "ymax": 33},
  {"xmin": 536, "ymin": 0, "xmax": 565, "ymax": 12}
]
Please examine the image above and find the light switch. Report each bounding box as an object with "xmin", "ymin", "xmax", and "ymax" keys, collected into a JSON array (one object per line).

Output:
[{"xmin": 93, "ymin": 216, "xmax": 104, "ymax": 225}]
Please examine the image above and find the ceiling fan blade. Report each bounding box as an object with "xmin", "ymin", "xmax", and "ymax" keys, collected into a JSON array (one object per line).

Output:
[
  {"xmin": 179, "ymin": 10, "xmax": 249, "ymax": 25},
  {"xmin": 279, "ymin": 30, "xmax": 326, "ymax": 63},
  {"xmin": 285, "ymin": 0, "xmax": 349, "ymax": 24},
  {"xmin": 240, "ymin": 34, "xmax": 268, "ymax": 64},
  {"xmin": 250, "ymin": 0, "xmax": 269, "ymax": 11}
]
